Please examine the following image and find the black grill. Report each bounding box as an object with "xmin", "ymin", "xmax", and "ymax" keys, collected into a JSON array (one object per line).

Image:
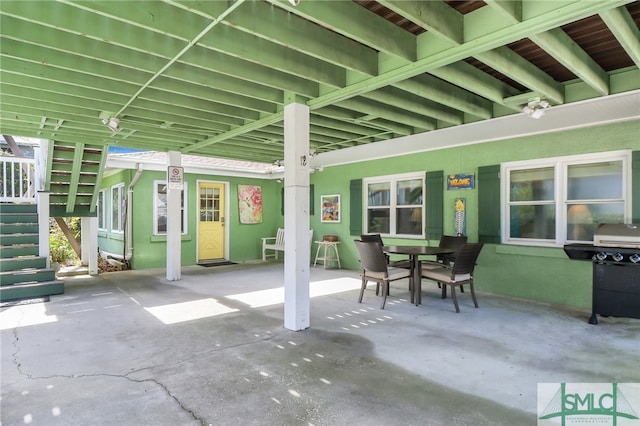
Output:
[{"xmin": 564, "ymin": 224, "xmax": 640, "ymax": 324}]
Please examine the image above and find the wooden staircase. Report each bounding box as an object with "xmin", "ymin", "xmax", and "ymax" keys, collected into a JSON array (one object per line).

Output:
[
  {"xmin": 47, "ymin": 142, "xmax": 107, "ymax": 217},
  {"xmin": 0, "ymin": 203, "xmax": 63, "ymax": 302}
]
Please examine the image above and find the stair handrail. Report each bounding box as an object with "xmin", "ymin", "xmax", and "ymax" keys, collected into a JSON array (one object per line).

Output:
[{"xmin": 0, "ymin": 155, "xmax": 36, "ymax": 202}]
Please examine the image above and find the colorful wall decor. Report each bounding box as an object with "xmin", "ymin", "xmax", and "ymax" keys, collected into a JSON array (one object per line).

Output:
[
  {"xmin": 455, "ymin": 197, "xmax": 466, "ymax": 236},
  {"xmin": 321, "ymin": 194, "xmax": 340, "ymax": 223},
  {"xmin": 238, "ymin": 184, "xmax": 263, "ymax": 224},
  {"xmin": 447, "ymin": 173, "xmax": 475, "ymax": 190}
]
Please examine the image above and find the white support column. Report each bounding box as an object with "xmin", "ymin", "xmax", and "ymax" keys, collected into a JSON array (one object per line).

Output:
[
  {"xmin": 37, "ymin": 191, "xmax": 50, "ymax": 269},
  {"xmin": 81, "ymin": 217, "xmax": 99, "ymax": 275},
  {"xmin": 166, "ymin": 151, "xmax": 182, "ymax": 281},
  {"xmin": 283, "ymin": 102, "xmax": 311, "ymax": 331}
]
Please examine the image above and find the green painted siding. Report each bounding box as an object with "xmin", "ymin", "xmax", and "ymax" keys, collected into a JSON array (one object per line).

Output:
[
  {"xmin": 97, "ymin": 170, "xmax": 131, "ymax": 257},
  {"xmin": 122, "ymin": 170, "xmax": 282, "ymax": 270},
  {"xmin": 97, "ymin": 120, "xmax": 638, "ymax": 310},
  {"xmin": 309, "ymin": 120, "xmax": 640, "ymax": 310}
]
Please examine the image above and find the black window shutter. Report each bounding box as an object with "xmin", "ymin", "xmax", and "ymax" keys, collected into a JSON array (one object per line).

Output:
[
  {"xmin": 425, "ymin": 171, "xmax": 444, "ymax": 240},
  {"xmin": 350, "ymin": 179, "xmax": 362, "ymax": 235},
  {"xmin": 633, "ymin": 151, "xmax": 639, "ymax": 223},
  {"xmin": 478, "ymin": 165, "xmax": 501, "ymax": 243},
  {"xmin": 281, "ymin": 184, "xmax": 314, "ymax": 216}
]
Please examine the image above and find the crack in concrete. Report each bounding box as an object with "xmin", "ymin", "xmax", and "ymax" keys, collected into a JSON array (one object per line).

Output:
[
  {"xmin": 123, "ymin": 374, "xmax": 206, "ymax": 426},
  {"xmin": 11, "ymin": 327, "xmax": 26, "ymax": 377},
  {"xmin": 9, "ymin": 327, "xmax": 206, "ymax": 425},
  {"xmin": 7, "ymin": 312, "xmax": 281, "ymax": 426}
]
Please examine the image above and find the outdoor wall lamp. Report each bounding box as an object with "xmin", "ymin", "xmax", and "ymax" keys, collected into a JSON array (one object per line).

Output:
[
  {"xmin": 100, "ymin": 112, "xmax": 121, "ymax": 133},
  {"xmin": 522, "ymin": 98, "xmax": 550, "ymax": 119}
]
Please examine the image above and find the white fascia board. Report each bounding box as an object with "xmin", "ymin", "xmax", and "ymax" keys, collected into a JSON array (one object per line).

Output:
[
  {"xmin": 311, "ymin": 90, "xmax": 640, "ymax": 169},
  {"xmin": 106, "ymin": 158, "xmax": 282, "ymax": 179}
]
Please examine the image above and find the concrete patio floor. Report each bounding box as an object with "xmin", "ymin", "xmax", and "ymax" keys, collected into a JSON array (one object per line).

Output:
[{"xmin": 1, "ymin": 262, "xmax": 638, "ymax": 426}]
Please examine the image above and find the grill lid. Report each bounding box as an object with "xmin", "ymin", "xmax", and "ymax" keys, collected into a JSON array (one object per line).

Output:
[{"xmin": 594, "ymin": 223, "xmax": 640, "ymax": 248}]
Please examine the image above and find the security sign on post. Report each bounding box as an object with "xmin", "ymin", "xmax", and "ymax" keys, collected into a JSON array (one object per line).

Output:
[{"xmin": 168, "ymin": 166, "xmax": 184, "ymax": 190}]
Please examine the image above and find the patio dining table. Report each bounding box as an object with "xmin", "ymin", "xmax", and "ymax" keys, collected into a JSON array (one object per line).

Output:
[{"xmin": 382, "ymin": 245, "xmax": 454, "ymax": 305}]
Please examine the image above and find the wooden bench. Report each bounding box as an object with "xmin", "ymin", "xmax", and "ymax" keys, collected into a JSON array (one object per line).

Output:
[{"xmin": 262, "ymin": 228, "xmax": 313, "ymax": 261}]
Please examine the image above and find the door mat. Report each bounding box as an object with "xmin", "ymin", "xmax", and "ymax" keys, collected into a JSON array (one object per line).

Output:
[
  {"xmin": 0, "ymin": 295, "xmax": 50, "ymax": 308},
  {"xmin": 198, "ymin": 261, "xmax": 237, "ymax": 267}
]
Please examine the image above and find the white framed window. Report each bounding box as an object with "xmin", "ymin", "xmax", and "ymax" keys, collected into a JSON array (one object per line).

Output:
[
  {"xmin": 364, "ymin": 172, "xmax": 424, "ymax": 238},
  {"xmin": 97, "ymin": 189, "xmax": 106, "ymax": 230},
  {"xmin": 501, "ymin": 150, "xmax": 631, "ymax": 246},
  {"xmin": 153, "ymin": 180, "xmax": 187, "ymax": 235},
  {"xmin": 111, "ymin": 183, "xmax": 125, "ymax": 233}
]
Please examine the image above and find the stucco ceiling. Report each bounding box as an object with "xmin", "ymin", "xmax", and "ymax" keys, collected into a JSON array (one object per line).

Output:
[{"xmin": 1, "ymin": 0, "xmax": 639, "ymax": 164}]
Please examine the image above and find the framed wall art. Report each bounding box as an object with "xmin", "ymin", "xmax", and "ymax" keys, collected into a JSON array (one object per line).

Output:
[
  {"xmin": 320, "ymin": 194, "xmax": 340, "ymax": 223},
  {"xmin": 238, "ymin": 184, "xmax": 263, "ymax": 224}
]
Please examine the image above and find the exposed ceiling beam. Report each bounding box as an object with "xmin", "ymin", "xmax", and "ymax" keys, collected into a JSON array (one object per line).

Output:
[
  {"xmin": 308, "ymin": 1, "xmax": 627, "ymax": 109},
  {"xmin": 475, "ymin": 47, "xmax": 565, "ymax": 104},
  {"xmin": 600, "ymin": 6, "xmax": 640, "ymax": 67},
  {"xmin": 530, "ymin": 29, "xmax": 609, "ymax": 96},
  {"xmin": 378, "ymin": 0, "xmax": 464, "ymax": 45},
  {"xmin": 265, "ymin": 0, "xmax": 416, "ymax": 62}
]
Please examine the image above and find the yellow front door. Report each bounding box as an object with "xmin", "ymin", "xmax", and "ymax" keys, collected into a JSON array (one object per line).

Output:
[{"xmin": 198, "ymin": 182, "xmax": 225, "ymax": 261}]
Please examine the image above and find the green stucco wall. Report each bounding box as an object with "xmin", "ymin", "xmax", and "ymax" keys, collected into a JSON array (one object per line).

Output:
[
  {"xmin": 98, "ymin": 169, "xmax": 283, "ymax": 270},
  {"xmin": 129, "ymin": 171, "xmax": 282, "ymax": 270},
  {"xmin": 309, "ymin": 120, "xmax": 640, "ymax": 310},
  {"xmin": 97, "ymin": 169, "xmax": 132, "ymax": 257},
  {"xmin": 98, "ymin": 119, "xmax": 638, "ymax": 311}
]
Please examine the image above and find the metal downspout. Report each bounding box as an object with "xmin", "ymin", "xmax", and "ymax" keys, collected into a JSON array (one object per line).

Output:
[{"xmin": 125, "ymin": 163, "xmax": 144, "ymax": 261}]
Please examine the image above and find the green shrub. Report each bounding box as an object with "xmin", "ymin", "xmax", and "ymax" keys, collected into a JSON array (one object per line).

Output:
[{"xmin": 49, "ymin": 218, "xmax": 81, "ymax": 265}]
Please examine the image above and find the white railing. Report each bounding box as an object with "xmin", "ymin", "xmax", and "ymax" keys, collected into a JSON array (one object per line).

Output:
[{"xmin": 0, "ymin": 156, "xmax": 36, "ymax": 202}]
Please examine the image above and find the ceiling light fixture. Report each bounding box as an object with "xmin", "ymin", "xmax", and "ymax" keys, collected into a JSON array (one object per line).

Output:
[
  {"xmin": 102, "ymin": 117, "xmax": 121, "ymax": 133},
  {"xmin": 522, "ymin": 98, "xmax": 550, "ymax": 119}
]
